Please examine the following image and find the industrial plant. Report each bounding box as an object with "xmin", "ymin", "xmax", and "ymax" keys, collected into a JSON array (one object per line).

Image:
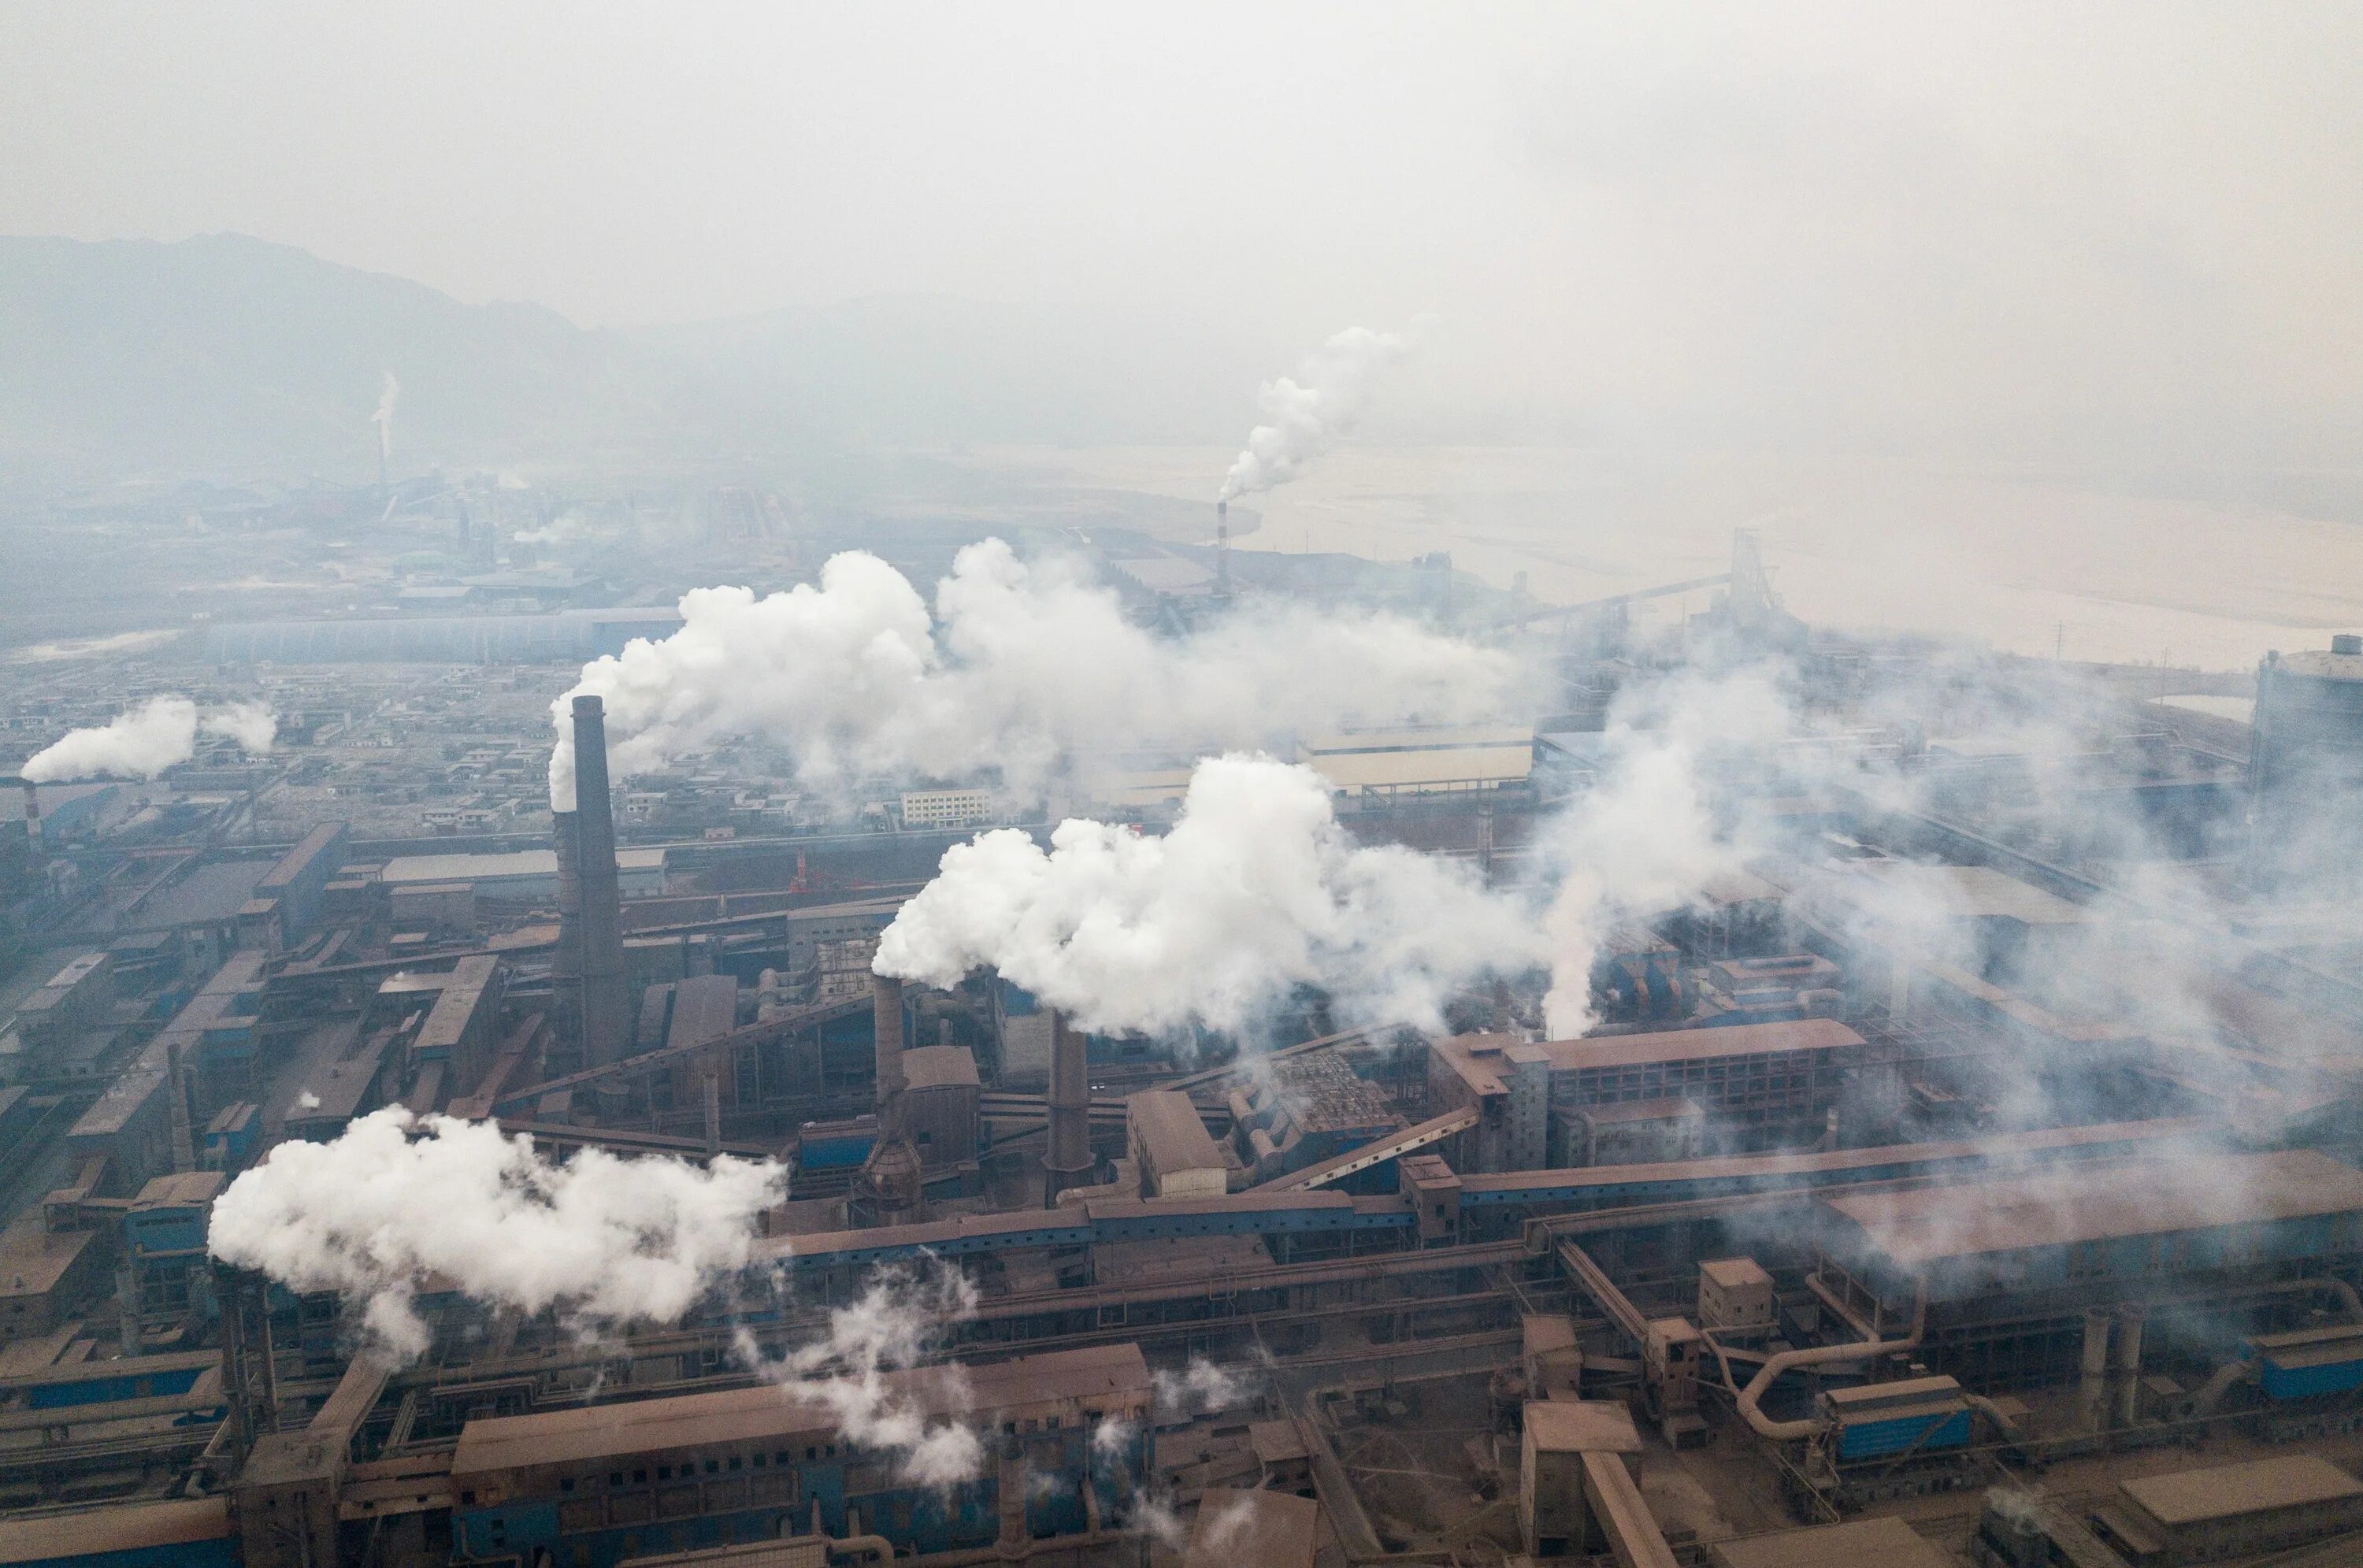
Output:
[{"xmin": 0, "ymin": 491, "xmax": 2357, "ymax": 1568}]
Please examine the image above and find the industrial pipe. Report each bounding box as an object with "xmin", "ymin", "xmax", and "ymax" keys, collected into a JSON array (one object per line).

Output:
[{"xmin": 1730, "ymin": 1282, "xmax": 1927, "ymax": 1442}]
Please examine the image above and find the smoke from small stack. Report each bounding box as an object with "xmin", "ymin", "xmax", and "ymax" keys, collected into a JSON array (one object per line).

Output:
[
  {"xmin": 546, "ymin": 538, "xmax": 1522, "ymax": 811},
  {"xmin": 372, "ymin": 370, "xmax": 399, "ymax": 484},
  {"xmin": 1218, "ymin": 325, "xmax": 1411, "ymax": 502},
  {"xmin": 569, "ymin": 695, "xmax": 630, "ymax": 1069},
  {"xmin": 21, "ymin": 696, "xmax": 276, "ymax": 783}
]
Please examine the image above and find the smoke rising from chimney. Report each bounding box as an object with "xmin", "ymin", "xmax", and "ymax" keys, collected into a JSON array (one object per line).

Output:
[
  {"xmin": 874, "ymin": 752, "xmax": 1549, "ymax": 1036},
  {"xmin": 1219, "ymin": 325, "xmax": 1410, "ymax": 502},
  {"xmin": 372, "ymin": 369, "xmax": 399, "ymax": 472},
  {"xmin": 207, "ymin": 1107, "xmax": 785, "ymax": 1360},
  {"xmin": 546, "ymin": 537, "xmax": 1521, "ymax": 811},
  {"xmin": 21, "ymin": 695, "xmax": 277, "ymax": 783}
]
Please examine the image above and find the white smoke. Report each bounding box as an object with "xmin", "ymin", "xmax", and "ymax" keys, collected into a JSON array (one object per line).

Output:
[
  {"xmin": 202, "ymin": 699, "xmax": 278, "ymax": 755},
  {"xmin": 1152, "ymin": 1357, "xmax": 1251, "ymax": 1417},
  {"xmin": 1219, "ymin": 325, "xmax": 1410, "ymax": 501},
  {"xmin": 1538, "ymin": 668, "xmax": 1794, "ymax": 1036},
  {"xmin": 874, "ymin": 754, "xmax": 1549, "ymax": 1036},
  {"xmin": 547, "ymin": 538, "xmax": 1520, "ymax": 811},
  {"xmin": 207, "ymin": 1107, "xmax": 784, "ymax": 1360},
  {"xmin": 373, "ymin": 371, "xmax": 399, "ymax": 469},
  {"xmin": 512, "ymin": 513, "xmax": 590, "ymax": 547},
  {"xmin": 22, "ymin": 695, "xmax": 276, "ymax": 783},
  {"xmin": 736, "ymin": 1262, "xmax": 985, "ymax": 1487}
]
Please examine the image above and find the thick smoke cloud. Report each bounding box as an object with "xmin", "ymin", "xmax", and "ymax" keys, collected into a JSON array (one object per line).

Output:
[
  {"xmin": 1540, "ymin": 668, "xmax": 1792, "ymax": 1036},
  {"xmin": 548, "ymin": 538, "xmax": 1519, "ymax": 811},
  {"xmin": 208, "ymin": 1107, "xmax": 784, "ymax": 1359},
  {"xmin": 875, "ymin": 753, "xmax": 1549, "ymax": 1036},
  {"xmin": 735, "ymin": 1262, "xmax": 985, "ymax": 1487},
  {"xmin": 22, "ymin": 695, "xmax": 276, "ymax": 783},
  {"xmin": 1219, "ymin": 326, "xmax": 1409, "ymax": 501}
]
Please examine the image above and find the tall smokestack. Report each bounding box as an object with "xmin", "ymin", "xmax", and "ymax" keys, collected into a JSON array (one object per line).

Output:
[
  {"xmin": 873, "ymin": 974, "xmax": 907, "ymax": 1138},
  {"xmin": 859, "ymin": 974, "xmax": 921, "ymax": 1215},
  {"xmin": 1044, "ymin": 1009, "xmax": 1092, "ymax": 1203},
  {"xmin": 570, "ymin": 696, "xmax": 630, "ymax": 1069},
  {"xmin": 551, "ymin": 809, "xmax": 584, "ymax": 1040},
  {"xmin": 17, "ymin": 780, "xmax": 38, "ymax": 852},
  {"xmin": 1214, "ymin": 500, "xmax": 1233, "ymax": 601}
]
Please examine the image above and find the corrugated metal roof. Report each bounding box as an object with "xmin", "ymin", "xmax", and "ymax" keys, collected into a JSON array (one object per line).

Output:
[
  {"xmin": 1822, "ymin": 1148, "xmax": 2363, "ymax": 1267},
  {"xmin": 0, "ymin": 1496, "xmax": 231, "ymax": 1564},
  {"xmin": 1707, "ymin": 1517, "xmax": 1947, "ymax": 1568},
  {"xmin": 2122, "ymin": 1454, "xmax": 2362, "ymax": 1527},
  {"xmin": 451, "ymin": 1343, "xmax": 1148, "ymax": 1478},
  {"xmin": 1530, "ymin": 1018, "xmax": 1864, "ymax": 1072},
  {"xmin": 1128, "ymin": 1089, "xmax": 1224, "ymax": 1174},
  {"xmin": 902, "ymin": 1044, "xmax": 978, "ymax": 1091}
]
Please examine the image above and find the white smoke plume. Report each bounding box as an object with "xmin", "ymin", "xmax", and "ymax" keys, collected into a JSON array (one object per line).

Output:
[
  {"xmin": 1152, "ymin": 1357, "xmax": 1251, "ymax": 1418},
  {"xmin": 1219, "ymin": 325, "xmax": 1410, "ymax": 501},
  {"xmin": 202, "ymin": 699, "xmax": 278, "ymax": 755},
  {"xmin": 874, "ymin": 754, "xmax": 1549, "ymax": 1036},
  {"xmin": 547, "ymin": 537, "xmax": 1519, "ymax": 811},
  {"xmin": 736, "ymin": 1262, "xmax": 985, "ymax": 1487},
  {"xmin": 1538, "ymin": 668, "xmax": 1794, "ymax": 1036},
  {"xmin": 21, "ymin": 695, "xmax": 276, "ymax": 783},
  {"xmin": 207, "ymin": 1107, "xmax": 784, "ymax": 1360},
  {"xmin": 373, "ymin": 370, "xmax": 399, "ymax": 468}
]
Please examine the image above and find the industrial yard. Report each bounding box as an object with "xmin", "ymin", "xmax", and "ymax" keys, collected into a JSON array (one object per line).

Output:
[{"xmin": 1, "ymin": 491, "xmax": 2361, "ymax": 1568}]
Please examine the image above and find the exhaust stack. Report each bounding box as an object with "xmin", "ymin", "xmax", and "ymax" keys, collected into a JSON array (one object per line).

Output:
[
  {"xmin": 551, "ymin": 809, "xmax": 583, "ymax": 1036},
  {"xmin": 570, "ymin": 696, "xmax": 630, "ymax": 1069},
  {"xmin": 859, "ymin": 974, "xmax": 922, "ymax": 1214},
  {"xmin": 1044, "ymin": 1009, "xmax": 1092, "ymax": 1203}
]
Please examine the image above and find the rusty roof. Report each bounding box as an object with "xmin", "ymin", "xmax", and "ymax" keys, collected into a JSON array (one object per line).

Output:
[
  {"xmin": 451, "ymin": 1343, "xmax": 1148, "ymax": 1478},
  {"xmin": 0, "ymin": 1497, "xmax": 231, "ymax": 1564},
  {"xmin": 1537, "ymin": 1018, "xmax": 1863, "ymax": 1073},
  {"xmin": 901, "ymin": 1043, "xmax": 979, "ymax": 1092},
  {"xmin": 1821, "ymin": 1148, "xmax": 2363, "ymax": 1268},
  {"xmin": 1523, "ymin": 1399, "xmax": 1641, "ymax": 1455},
  {"xmin": 1707, "ymin": 1517, "xmax": 1947, "ymax": 1568},
  {"xmin": 1185, "ymin": 1488, "xmax": 1319, "ymax": 1568},
  {"xmin": 2121, "ymin": 1454, "xmax": 2362, "ymax": 1527}
]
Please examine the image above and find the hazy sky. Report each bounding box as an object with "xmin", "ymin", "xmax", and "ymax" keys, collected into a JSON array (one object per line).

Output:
[{"xmin": 7, "ymin": 2, "xmax": 2360, "ymax": 463}]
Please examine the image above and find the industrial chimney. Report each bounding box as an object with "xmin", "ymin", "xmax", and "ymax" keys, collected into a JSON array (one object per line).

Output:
[
  {"xmin": 1213, "ymin": 500, "xmax": 1233, "ymax": 602},
  {"xmin": 551, "ymin": 807, "xmax": 584, "ymax": 1043},
  {"xmin": 1044, "ymin": 1009, "xmax": 1092, "ymax": 1203},
  {"xmin": 858, "ymin": 974, "xmax": 922, "ymax": 1215},
  {"xmin": 570, "ymin": 695, "xmax": 630, "ymax": 1069}
]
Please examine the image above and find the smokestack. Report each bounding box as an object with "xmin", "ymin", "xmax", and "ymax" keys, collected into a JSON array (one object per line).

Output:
[
  {"xmin": 859, "ymin": 974, "xmax": 921, "ymax": 1215},
  {"xmin": 17, "ymin": 780, "xmax": 38, "ymax": 853},
  {"xmin": 873, "ymin": 975, "xmax": 907, "ymax": 1137},
  {"xmin": 570, "ymin": 696, "xmax": 630, "ymax": 1069},
  {"xmin": 551, "ymin": 810, "xmax": 583, "ymax": 1037},
  {"xmin": 1044, "ymin": 1009, "xmax": 1092, "ymax": 1203}
]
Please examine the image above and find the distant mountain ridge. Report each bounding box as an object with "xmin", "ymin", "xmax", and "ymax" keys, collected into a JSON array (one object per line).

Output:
[{"xmin": 0, "ymin": 233, "xmax": 1256, "ymax": 487}]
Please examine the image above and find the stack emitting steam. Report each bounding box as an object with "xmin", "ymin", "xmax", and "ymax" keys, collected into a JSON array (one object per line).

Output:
[
  {"xmin": 373, "ymin": 370, "xmax": 399, "ymax": 486},
  {"xmin": 206, "ymin": 1106, "xmax": 784, "ymax": 1360},
  {"xmin": 545, "ymin": 538, "xmax": 1521, "ymax": 812},
  {"xmin": 1218, "ymin": 325, "xmax": 1410, "ymax": 502},
  {"xmin": 21, "ymin": 696, "xmax": 276, "ymax": 783}
]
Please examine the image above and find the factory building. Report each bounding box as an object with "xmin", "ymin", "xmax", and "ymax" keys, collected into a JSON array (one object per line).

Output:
[
  {"xmin": 2092, "ymin": 1455, "xmax": 2363, "ymax": 1564},
  {"xmin": 444, "ymin": 1344, "xmax": 1151, "ymax": 1566},
  {"xmin": 373, "ymin": 846, "xmax": 666, "ymax": 903},
  {"xmin": 1128, "ymin": 1089, "xmax": 1229, "ymax": 1199},
  {"xmin": 1815, "ymin": 1148, "xmax": 2363, "ymax": 1386},
  {"xmin": 1296, "ymin": 723, "xmax": 1533, "ymax": 800},
  {"xmin": 1428, "ymin": 1019, "xmax": 1864, "ymax": 1173},
  {"xmin": 2250, "ymin": 636, "xmax": 2363, "ymax": 885},
  {"xmin": 236, "ymin": 822, "xmax": 348, "ymax": 952}
]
